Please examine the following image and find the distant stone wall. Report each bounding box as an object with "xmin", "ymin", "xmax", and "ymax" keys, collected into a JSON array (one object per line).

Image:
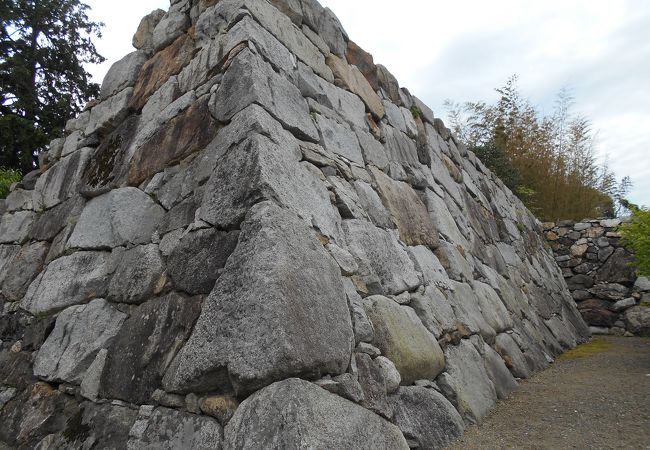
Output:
[{"xmin": 544, "ymin": 219, "xmax": 650, "ymax": 336}]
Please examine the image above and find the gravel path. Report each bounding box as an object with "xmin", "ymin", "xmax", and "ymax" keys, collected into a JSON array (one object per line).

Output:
[{"xmin": 447, "ymin": 336, "xmax": 650, "ymax": 450}]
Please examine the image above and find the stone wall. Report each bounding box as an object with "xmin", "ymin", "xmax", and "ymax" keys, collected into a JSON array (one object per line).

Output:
[
  {"xmin": 1, "ymin": 0, "xmax": 589, "ymax": 448},
  {"xmin": 544, "ymin": 219, "xmax": 650, "ymax": 336}
]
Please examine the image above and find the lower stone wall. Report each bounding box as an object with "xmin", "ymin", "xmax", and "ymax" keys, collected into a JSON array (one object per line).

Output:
[{"xmin": 544, "ymin": 219, "xmax": 650, "ymax": 336}]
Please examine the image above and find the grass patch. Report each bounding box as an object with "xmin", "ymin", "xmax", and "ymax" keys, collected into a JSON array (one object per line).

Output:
[{"xmin": 559, "ymin": 337, "xmax": 613, "ymax": 360}]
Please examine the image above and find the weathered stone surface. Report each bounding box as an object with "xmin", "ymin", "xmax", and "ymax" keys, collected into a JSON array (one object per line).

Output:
[
  {"xmin": 22, "ymin": 251, "xmax": 114, "ymax": 315},
  {"xmin": 85, "ymin": 87, "xmax": 134, "ymax": 136},
  {"xmin": 327, "ymin": 53, "xmax": 385, "ymax": 119},
  {"xmin": 168, "ymin": 228, "xmax": 240, "ymax": 295},
  {"xmin": 409, "ymin": 286, "xmax": 456, "ymax": 338},
  {"xmin": 437, "ymin": 339, "xmax": 497, "ymax": 424},
  {"xmin": 199, "ymin": 395, "xmax": 240, "ymax": 425},
  {"xmin": 480, "ymin": 339, "xmax": 518, "ymax": 399},
  {"xmin": 389, "ymin": 386, "xmax": 465, "ymax": 450},
  {"xmin": 212, "ymin": 49, "xmax": 318, "ymax": 141},
  {"xmin": 199, "ymin": 131, "xmax": 339, "ymax": 238},
  {"xmin": 132, "ymin": 9, "xmax": 166, "ymax": 52},
  {"xmin": 0, "ymin": 241, "xmax": 48, "ymax": 302},
  {"xmin": 352, "ymin": 180, "xmax": 394, "ymax": 229},
  {"xmin": 32, "ymin": 149, "xmax": 90, "ymax": 210},
  {"xmin": 370, "ymin": 167, "xmax": 439, "ymax": 249},
  {"xmin": 445, "ymin": 281, "xmax": 496, "ymax": 342},
  {"xmin": 163, "ymin": 203, "xmax": 353, "ymax": 396},
  {"xmin": 152, "ymin": 8, "xmax": 190, "ymax": 52},
  {"xmin": 34, "ymin": 299, "xmax": 127, "ymax": 383},
  {"xmin": 129, "ymin": 98, "xmax": 218, "ymax": 185},
  {"xmin": 28, "ymin": 196, "xmax": 83, "ymax": 242},
  {"xmin": 68, "ymin": 187, "xmax": 165, "ymax": 249},
  {"xmin": 127, "ymin": 407, "xmax": 223, "ymax": 450},
  {"xmin": 101, "ymin": 52, "xmax": 149, "ymax": 100},
  {"xmin": 314, "ymin": 114, "xmax": 364, "ymax": 164},
  {"xmin": 99, "ymin": 293, "xmax": 201, "ymax": 404},
  {"xmin": 623, "ymin": 306, "xmax": 650, "ymax": 336},
  {"xmin": 363, "ymin": 295, "xmax": 444, "ymax": 384},
  {"xmin": 494, "ymin": 332, "xmax": 531, "ymax": 379},
  {"xmin": 224, "ymin": 378, "xmax": 408, "ymax": 450},
  {"xmin": 635, "ymin": 277, "xmax": 650, "ymax": 292},
  {"xmin": 355, "ymin": 353, "xmax": 392, "ymax": 419},
  {"xmin": 108, "ymin": 244, "xmax": 166, "ymax": 304},
  {"xmin": 344, "ymin": 220, "xmax": 420, "ymax": 295},
  {"xmin": 589, "ymin": 283, "xmax": 629, "ymax": 301},
  {"xmin": 595, "ymin": 248, "xmax": 636, "ymax": 285},
  {"xmin": 130, "ymin": 33, "xmax": 195, "ymax": 111},
  {"xmin": 374, "ymin": 355, "xmax": 401, "ymax": 394}
]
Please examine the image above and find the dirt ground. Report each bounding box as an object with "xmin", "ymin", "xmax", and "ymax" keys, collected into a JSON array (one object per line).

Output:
[{"xmin": 447, "ymin": 336, "xmax": 650, "ymax": 450}]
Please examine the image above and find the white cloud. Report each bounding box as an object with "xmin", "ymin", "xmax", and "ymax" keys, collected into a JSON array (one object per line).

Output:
[{"xmin": 85, "ymin": 0, "xmax": 649, "ymax": 206}]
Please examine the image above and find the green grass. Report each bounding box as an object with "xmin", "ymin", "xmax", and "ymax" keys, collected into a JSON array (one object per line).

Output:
[{"xmin": 559, "ymin": 337, "xmax": 613, "ymax": 360}]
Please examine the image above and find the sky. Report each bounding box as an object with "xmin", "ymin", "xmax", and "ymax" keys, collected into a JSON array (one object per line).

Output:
[{"xmin": 85, "ymin": 0, "xmax": 649, "ymax": 207}]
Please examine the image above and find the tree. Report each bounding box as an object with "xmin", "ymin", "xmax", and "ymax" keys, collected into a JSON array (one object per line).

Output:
[
  {"xmin": 0, "ymin": 0, "xmax": 104, "ymax": 173},
  {"xmin": 620, "ymin": 201, "xmax": 650, "ymax": 277},
  {"xmin": 445, "ymin": 77, "xmax": 628, "ymax": 222}
]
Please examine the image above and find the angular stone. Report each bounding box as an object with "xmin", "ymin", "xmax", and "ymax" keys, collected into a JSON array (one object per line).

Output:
[
  {"xmin": 600, "ymin": 218, "xmax": 621, "ymax": 228},
  {"xmin": 595, "ymin": 248, "xmax": 636, "ymax": 285},
  {"xmin": 352, "ymin": 181, "xmax": 394, "ymax": 229},
  {"xmin": 28, "ymin": 196, "xmax": 83, "ymax": 242},
  {"xmin": 356, "ymin": 128, "xmax": 389, "ymax": 170},
  {"xmin": 68, "ymin": 187, "xmax": 165, "ymax": 249},
  {"xmin": 0, "ymin": 241, "xmax": 48, "ymax": 302},
  {"xmin": 343, "ymin": 277, "xmax": 374, "ymax": 344},
  {"xmin": 471, "ymin": 280, "xmax": 513, "ymax": 333},
  {"xmin": 407, "ymin": 245, "xmax": 451, "ymax": 289},
  {"xmin": 168, "ymin": 228, "xmax": 240, "ymax": 295},
  {"xmin": 32, "ymin": 149, "xmax": 90, "ymax": 210},
  {"xmin": 224, "ymin": 378, "xmax": 408, "ymax": 450},
  {"xmin": 199, "ymin": 132, "xmax": 339, "ymax": 239},
  {"xmin": 108, "ymin": 244, "xmax": 166, "ymax": 304},
  {"xmin": 612, "ymin": 297, "xmax": 637, "ymax": 312},
  {"xmin": 494, "ymin": 332, "xmax": 531, "ymax": 379},
  {"xmin": 481, "ymin": 340, "xmax": 518, "ymax": 399},
  {"xmin": 445, "ymin": 281, "xmax": 496, "ymax": 342},
  {"xmin": 634, "ymin": 276, "xmax": 650, "ymax": 292},
  {"xmin": 132, "ymin": 9, "xmax": 166, "ymax": 52},
  {"xmin": 244, "ymin": 0, "xmax": 333, "ymax": 80},
  {"xmin": 409, "ymin": 286, "xmax": 456, "ymax": 338},
  {"xmin": 129, "ymin": 97, "xmax": 218, "ymax": 185},
  {"xmin": 344, "ymin": 220, "xmax": 420, "ymax": 295},
  {"xmin": 22, "ymin": 251, "xmax": 114, "ymax": 315},
  {"xmin": 127, "ymin": 407, "xmax": 223, "ymax": 450},
  {"xmin": 389, "ymin": 386, "xmax": 465, "ymax": 450},
  {"xmin": 437, "ymin": 339, "xmax": 497, "ymax": 424},
  {"xmin": 589, "ymin": 283, "xmax": 629, "ymax": 301},
  {"xmin": 327, "ymin": 54, "xmax": 385, "ymax": 119},
  {"xmin": 34, "ymin": 299, "xmax": 127, "ymax": 384},
  {"xmin": 152, "ymin": 9, "xmax": 190, "ymax": 52},
  {"xmin": 212, "ymin": 48, "xmax": 318, "ymax": 141},
  {"xmin": 314, "ymin": 114, "xmax": 364, "ymax": 164},
  {"xmin": 99, "ymin": 293, "xmax": 201, "ymax": 404},
  {"xmin": 130, "ymin": 33, "xmax": 196, "ymax": 111},
  {"xmin": 163, "ymin": 203, "xmax": 353, "ymax": 396},
  {"xmin": 355, "ymin": 353, "xmax": 392, "ymax": 419},
  {"xmin": 623, "ymin": 306, "xmax": 650, "ymax": 336},
  {"xmin": 374, "ymin": 356, "xmax": 401, "ymax": 394},
  {"xmin": 101, "ymin": 51, "xmax": 148, "ymax": 100},
  {"xmin": 370, "ymin": 167, "xmax": 439, "ymax": 249},
  {"xmin": 363, "ymin": 295, "xmax": 444, "ymax": 384}
]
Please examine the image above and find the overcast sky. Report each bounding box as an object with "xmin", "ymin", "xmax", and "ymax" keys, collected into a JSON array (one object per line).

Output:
[{"xmin": 85, "ymin": 0, "xmax": 649, "ymax": 207}]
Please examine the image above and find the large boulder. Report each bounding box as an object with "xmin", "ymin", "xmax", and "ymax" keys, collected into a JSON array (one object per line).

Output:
[
  {"xmin": 99, "ymin": 293, "xmax": 202, "ymax": 404},
  {"xmin": 68, "ymin": 187, "xmax": 165, "ymax": 249},
  {"xmin": 163, "ymin": 202, "xmax": 354, "ymax": 396},
  {"xmin": 127, "ymin": 407, "xmax": 223, "ymax": 450},
  {"xmin": 224, "ymin": 378, "xmax": 408, "ymax": 449},
  {"xmin": 362, "ymin": 295, "xmax": 445, "ymax": 384},
  {"xmin": 34, "ymin": 299, "xmax": 127, "ymax": 384},
  {"xmin": 22, "ymin": 251, "xmax": 115, "ymax": 315},
  {"xmin": 437, "ymin": 339, "xmax": 497, "ymax": 424},
  {"xmin": 389, "ymin": 386, "xmax": 465, "ymax": 450},
  {"xmin": 623, "ymin": 306, "xmax": 650, "ymax": 336}
]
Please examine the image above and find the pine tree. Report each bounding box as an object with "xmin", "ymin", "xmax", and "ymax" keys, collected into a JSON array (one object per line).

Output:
[{"xmin": 0, "ymin": 0, "xmax": 104, "ymax": 173}]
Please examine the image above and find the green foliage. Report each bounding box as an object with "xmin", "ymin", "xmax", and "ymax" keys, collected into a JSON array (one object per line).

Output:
[
  {"xmin": 1, "ymin": 0, "xmax": 104, "ymax": 173},
  {"xmin": 445, "ymin": 76, "xmax": 630, "ymax": 222},
  {"xmin": 410, "ymin": 105, "xmax": 422, "ymax": 119},
  {"xmin": 620, "ymin": 203, "xmax": 650, "ymax": 277},
  {"xmin": 0, "ymin": 166, "xmax": 22, "ymax": 198}
]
